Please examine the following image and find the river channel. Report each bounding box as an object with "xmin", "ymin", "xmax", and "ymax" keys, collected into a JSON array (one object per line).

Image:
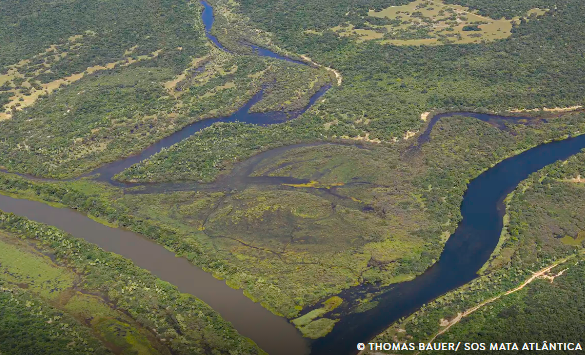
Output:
[{"xmin": 1, "ymin": 1, "xmax": 584, "ymax": 355}]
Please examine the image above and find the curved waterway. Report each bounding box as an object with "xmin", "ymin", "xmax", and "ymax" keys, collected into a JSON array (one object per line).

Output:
[
  {"xmin": 1, "ymin": 2, "xmax": 327, "ymax": 355},
  {"xmin": 1, "ymin": 1, "xmax": 585, "ymax": 354},
  {"xmin": 0, "ymin": 194, "xmax": 308, "ymax": 354},
  {"xmin": 311, "ymin": 132, "xmax": 585, "ymax": 355},
  {"xmin": 2, "ymin": 116, "xmax": 585, "ymax": 355}
]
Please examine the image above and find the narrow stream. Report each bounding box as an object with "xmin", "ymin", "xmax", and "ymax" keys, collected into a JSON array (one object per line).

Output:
[
  {"xmin": 88, "ymin": 85, "xmax": 330, "ymax": 185},
  {"xmin": 3, "ymin": 116, "xmax": 585, "ymax": 355},
  {"xmin": 1, "ymin": 1, "xmax": 584, "ymax": 355}
]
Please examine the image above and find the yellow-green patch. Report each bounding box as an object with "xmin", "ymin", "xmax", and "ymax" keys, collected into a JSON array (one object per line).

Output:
[
  {"xmin": 292, "ymin": 308, "xmax": 329, "ymax": 327},
  {"xmin": 318, "ymin": 0, "xmax": 547, "ymax": 46},
  {"xmin": 62, "ymin": 292, "xmax": 119, "ymax": 320},
  {"xmin": 297, "ymin": 318, "xmax": 338, "ymax": 339},
  {"xmin": 95, "ymin": 318, "xmax": 160, "ymax": 355},
  {"xmin": 0, "ymin": 236, "xmax": 75, "ymax": 300},
  {"xmin": 322, "ymin": 296, "xmax": 343, "ymax": 311},
  {"xmin": 560, "ymin": 233, "xmax": 585, "ymax": 247}
]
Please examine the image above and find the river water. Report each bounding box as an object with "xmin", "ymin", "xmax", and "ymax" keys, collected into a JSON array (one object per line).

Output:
[
  {"xmin": 1, "ymin": 1, "xmax": 584, "ymax": 355},
  {"xmin": 311, "ymin": 133, "xmax": 585, "ymax": 355}
]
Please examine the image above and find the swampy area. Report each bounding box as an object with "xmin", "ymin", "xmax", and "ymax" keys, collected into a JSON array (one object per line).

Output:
[{"xmin": 2, "ymin": 0, "xmax": 585, "ymax": 354}]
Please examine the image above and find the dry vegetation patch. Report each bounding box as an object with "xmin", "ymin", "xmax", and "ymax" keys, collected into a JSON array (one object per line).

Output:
[
  {"xmin": 0, "ymin": 38, "xmax": 162, "ymax": 120},
  {"xmin": 314, "ymin": 0, "xmax": 547, "ymax": 46}
]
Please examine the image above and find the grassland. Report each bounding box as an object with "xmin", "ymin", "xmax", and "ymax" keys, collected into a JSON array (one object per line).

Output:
[
  {"xmin": 0, "ymin": 212, "xmax": 264, "ymax": 355},
  {"xmin": 324, "ymin": 0, "xmax": 547, "ymax": 46}
]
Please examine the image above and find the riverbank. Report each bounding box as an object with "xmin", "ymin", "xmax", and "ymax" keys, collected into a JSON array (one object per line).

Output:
[
  {"xmin": 0, "ymin": 212, "xmax": 266, "ymax": 355},
  {"xmin": 1, "ymin": 109, "xmax": 585, "ymax": 355},
  {"xmin": 3, "ymin": 0, "xmax": 585, "ymax": 354}
]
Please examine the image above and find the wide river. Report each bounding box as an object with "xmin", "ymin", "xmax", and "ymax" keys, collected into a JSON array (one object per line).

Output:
[{"xmin": 1, "ymin": 2, "xmax": 585, "ymax": 355}]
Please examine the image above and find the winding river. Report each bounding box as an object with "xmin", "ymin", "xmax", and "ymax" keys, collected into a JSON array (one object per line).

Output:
[{"xmin": 1, "ymin": 1, "xmax": 585, "ymax": 355}]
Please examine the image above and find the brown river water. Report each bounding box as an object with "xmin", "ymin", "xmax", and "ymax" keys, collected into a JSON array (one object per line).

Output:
[
  {"xmin": 2, "ymin": 1, "xmax": 584, "ymax": 354},
  {"xmin": 0, "ymin": 194, "xmax": 310, "ymax": 355}
]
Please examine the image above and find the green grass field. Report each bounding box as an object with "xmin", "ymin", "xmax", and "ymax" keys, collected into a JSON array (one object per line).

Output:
[{"xmin": 0, "ymin": 235, "xmax": 162, "ymax": 354}]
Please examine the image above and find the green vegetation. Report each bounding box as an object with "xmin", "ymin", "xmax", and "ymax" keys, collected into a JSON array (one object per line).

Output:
[
  {"xmin": 328, "ymin": 0, "xmax": 540, "ymax": 45},
  {"xmin": 0, "ymin": 212, "xmax": 264, "ymax": 355},
  {"xmin": 3, "ymin": 0, "xmax": 585, "ymax": 345},
  {"xmin": 365, "ymin": 150, "xmax": 585, "ymax": 353},
  {"xmin": 2, "ymin": 112, "xmax": 585, "ymax": 325},
  {"xmin": 291, "ymin": 296, "xmax": 343, "ymax": 338},
  {"xmin": 0, "ymin": 0, "xmax": 204, "ymax": 74},
  {"xmin": 297, "ymin": 318, "xmax": 338, "ymax": 339},
  {"xmin": 0, "ymin": 287, "xmax": 110, "ymax": 355},
  {"xmin": 369, "ymin": 255, "xmax": 585, "ymax": 354},
  {"xmin": 217, "ymin": 0, "xmax": 585, "ymax": 142},
  {"xmin": 114, "ymin": 121, "xmax": 327, "ymax": 183},
  {"xmin": 431, "ymin": 260, "xmax": 585, "ymax": 353},
  {"xmin": 0, "ymin": 46, "xmax": 329, "ymax": 178},
  {"xmin": 0, "ymin": 0, "xmax": 330, "ymax": 179},
  {"xmin": 0, "ymin": 0, "xmax": 206, "ymax": 120},
  {"xmin": 118, "ymin": 0, "xmax": 585, "ymax": 186}
]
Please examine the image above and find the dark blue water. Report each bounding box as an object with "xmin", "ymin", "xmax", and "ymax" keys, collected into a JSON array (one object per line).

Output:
[
  {"xmin": 200, "ymin": 0, "xmax": 229, "ymax": 51},
  {"xmin": 83, "ymin": 1, "xmax": 327, "ymax": 185},
  {"xmin": 3, "ymin": 1, "xmax": 585, "ymax": 354},
  {"xmin": 417, "ymin": 111, "xmax": 544, "ymax": 145},
  {"xmin": 311, "ymin": 133, "xmax": 585, "ymax": 355},
  {"xmin": 200, "ymin": 0, "xmax": 306, "ymax": 64},
  {"xmin": 245, "ymin": 43, "xmax": 308, "ymax": 65},
  {"xmin": 89, "ymin": 85, "xmax": 331, "ymax": 184}
]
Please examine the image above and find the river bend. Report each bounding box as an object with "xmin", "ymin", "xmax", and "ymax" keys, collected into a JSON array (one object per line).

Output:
[{"xmin": 0, "ymin": 1, "xmax": 584, "ymax": 355}]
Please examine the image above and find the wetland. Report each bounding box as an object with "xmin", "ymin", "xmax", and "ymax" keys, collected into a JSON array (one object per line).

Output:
[{"xmin": 3, "ymin": 0, "xmax": 585, "ymax": 354}]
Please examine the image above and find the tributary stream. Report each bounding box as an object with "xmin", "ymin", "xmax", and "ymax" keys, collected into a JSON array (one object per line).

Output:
[{"xmin": 1, "ymin": 1, "xmax": 585, "ymax": 354}]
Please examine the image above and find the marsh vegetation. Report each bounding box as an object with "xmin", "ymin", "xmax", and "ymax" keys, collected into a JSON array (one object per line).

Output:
[
  {"xmin": 0, "ymin": 213, "xmax": 263, "ymax": 355},
  {"xmin": 3, "ymin": 0, "xmax": 585, "ymax": 350}
]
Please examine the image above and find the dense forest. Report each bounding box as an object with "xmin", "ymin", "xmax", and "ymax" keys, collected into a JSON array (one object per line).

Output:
[
  {"xmin": 0, "ymin": 0, "xmax": 330, "ymax": 178},
  {"xmin": 228, "ymin": 0, "xmax": 585, "ymax": 138},
  {"xmin": 0, "ymin": 0, "xmax": 204, "ymax": 70},
  {"xmin": 4, "ymin": 0, "xmax": 585, "ymax": 179},
  {"xmin": 113, "ymin": 0, "xmax": 585, "ymax": 185}
]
